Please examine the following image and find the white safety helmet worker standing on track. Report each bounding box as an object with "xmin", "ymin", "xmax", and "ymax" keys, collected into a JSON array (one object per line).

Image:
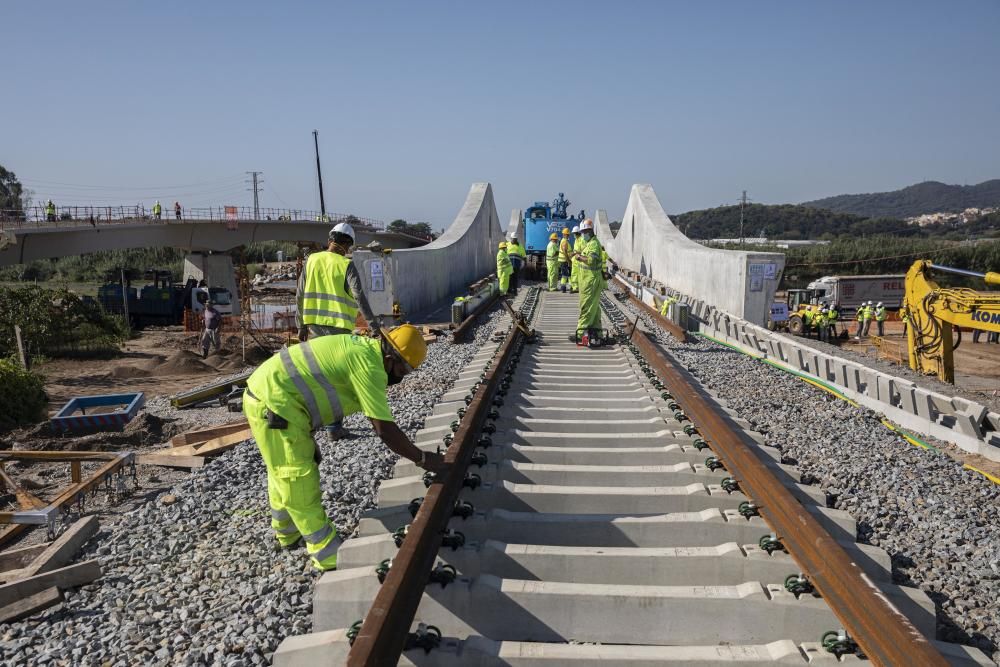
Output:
[
  {"xmin": 571, "ymin": 225, "xmax": 580, "ymax": 234},
  {"xmin": 580, "ymin": 219, "xmax": 594, "ymax": 231},
  {"xmin": 330, "ymin": 222, "xmax": 356, "ymax": 242},
  {"xmin": 877, "ymin": 301, "xmax": 883, "ymax": 307}
]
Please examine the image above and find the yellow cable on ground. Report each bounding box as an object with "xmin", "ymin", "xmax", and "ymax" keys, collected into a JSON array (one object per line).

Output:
[{"xmin": 963, "ymin": 465, "xmax": 1000, "ymax": 485}]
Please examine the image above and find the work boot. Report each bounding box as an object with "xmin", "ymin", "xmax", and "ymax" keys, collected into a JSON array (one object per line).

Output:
[{"xmin": 324, "ymin": 420, "xmax": 346, "ymax": 441}]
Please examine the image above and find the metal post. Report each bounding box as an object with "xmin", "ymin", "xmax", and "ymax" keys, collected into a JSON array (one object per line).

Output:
[{"xmin": 313, "ymin": 130, "xmax": 327, "ymax": 216}]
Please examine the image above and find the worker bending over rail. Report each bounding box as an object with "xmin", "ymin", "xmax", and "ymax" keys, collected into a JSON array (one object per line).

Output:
[
  {"xmin": 496, "ymin": 242, "xmax": 513, "ymax": 295},
  {"xmin": 573, "ymin": 218, "xmax": 603, "ymax": 340},
  {"xmin": 244, "ymin": 326, "xmax": 446, "ymax": 571},
  {"xmin": 297, "ymin": 223, "xmax": 378, "ymax": 342},
  {"xmin": 545, "ymin": 233, "xmax": 559, "ymax": 291}
]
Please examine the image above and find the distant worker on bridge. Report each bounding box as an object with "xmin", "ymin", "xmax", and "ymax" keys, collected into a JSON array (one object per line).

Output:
[
  {"xmin": 45, "ymin": 200, "xmax": 56, "ymax": 222},
  {"xmin": 174, "ymin": 201, "xmax": 182, "ymax": 220},
  {"xmin": 827, "ymin": 303, "xmax": 840, "ymax": 339},
  {"xmin": 573, "ymin": 218, "xmax": 603, "ymax": 341},
  {"xmin": 507, "ymin": 235, "xmax": 526, "ymax": 297},
  {"xmin": 153, "ymin": 200, "xmax": 162, "ymax": 220},
  {"xmin": 861, "ymin": 300, "xmax": 874, "ymax": 337},
  {"xmin": 569, "ymin": 225, "xmax": 583, "ymax": 293},
  {"xmin": 545, "ymin": 233, "xmax": 559, "ymax": 291},
  {"xmin": 558, "ymin": 228, "xmax": 572, "ymax": 292},
  {"xmin": 243, "ymin": 324, "xmax": 446, "ymax": 571},
  {"xmin": 496, "ymin": 241, "xmax": 513, "ymax": 296}
]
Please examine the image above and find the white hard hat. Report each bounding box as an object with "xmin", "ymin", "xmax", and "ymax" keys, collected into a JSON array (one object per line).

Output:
[
  {"xmin": 580, "ymin": 218, "xmax": 594, "ymax": 231},
  {"xmin": 868, "ymin": 300, "xmax": 873, "ymax": 305},
  {"xmin": 571, "ymin": 225, "xmax": 580, "ymax": 234},
  {"xmin": 509, "ymin": 233, "xmax": 518, "ymax": 240},
  {"xmin": 330, "ymin": 222, "xmax": 355, "ymax": 241},
  {"xmin": 877, "ymin": 302, "xmax": 883, "ymax": 306}
]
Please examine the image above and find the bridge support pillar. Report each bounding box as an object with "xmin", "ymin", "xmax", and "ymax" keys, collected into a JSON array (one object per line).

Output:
[{"xmin": 183, "ymin": 253, "xmax": 241, "ymax": 316}]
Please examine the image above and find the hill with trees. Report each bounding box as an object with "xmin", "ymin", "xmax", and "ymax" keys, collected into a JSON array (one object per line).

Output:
[
  {"xmin": 671, "ymin": 204, "xmax": 919, "ymax": 240},
  {"xmin": 801, "ymin": 179, "xmax": 1000, "ymax": 218}
]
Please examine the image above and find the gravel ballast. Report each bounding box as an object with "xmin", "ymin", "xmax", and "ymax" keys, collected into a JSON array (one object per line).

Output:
[
  {"xmin": 0, "ymin": 307, "xmax": 511, "ymax": 666},
  {"xmin": 607, "ymin": 290, "xmax": 1000, "ymax": 663}
]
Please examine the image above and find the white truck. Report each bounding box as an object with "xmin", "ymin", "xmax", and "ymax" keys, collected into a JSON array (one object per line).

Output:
[{"xmin": 805, "ymin": 274, "xmax": 905, "ymax": 312}]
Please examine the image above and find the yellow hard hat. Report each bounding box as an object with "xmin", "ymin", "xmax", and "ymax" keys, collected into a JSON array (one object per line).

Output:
[
  {"xmin": 549, "ymin": 233, "xmax": 558, "ymax": 240},
  {"xmin": 561, "ymin": 228, "xmax": 570, "ymax": 236},
  {"xmin": 498, "ymin": 241, "xmax": 507, "ymax": 249},
  {"xmin": 384, "ymin": 324, "xmax": 427, "ymax": 370}
]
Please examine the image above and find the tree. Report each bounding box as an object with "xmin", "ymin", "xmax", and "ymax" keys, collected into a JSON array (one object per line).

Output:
[
  {"xmin": 407, "ymin": 222, "xmax": 433, "ymax": 238},
  {"xmin": 0, "ymin": 165, "xmax": 26, "ymax": 218},
  {"xmin": 388, "ymin": 219, "xmax": 408, "ymax": 233}
]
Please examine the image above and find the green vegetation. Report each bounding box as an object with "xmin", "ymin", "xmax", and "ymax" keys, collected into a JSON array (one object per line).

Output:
[
  {"xmin": 0, "ymin": 359, "xmax": 47, "ymax": 430},
  {"xmin": 0, "ymin": 286, "xmax": 131, "ymax": 358},
  {"xmin": 388, "ymin": 219, "xmax": 435, "ymax": 238},
  {"xmin": 717, "ymin": 237, "xmax": 1000, "ymax": 288},
  {"xmin": 672, "ymin": 203, "xmax": 1000, "ymax": 242},
  {"xmin": 802, "ymin": 179, "xmax": 1000, "ymax": 218},
  {"xmin": 0, "ymin": 164, "xmax": 28, "ymax": 215},
  {"xmin": 0, "ymin": 241, "xmax": 299, "ymax": 285}
]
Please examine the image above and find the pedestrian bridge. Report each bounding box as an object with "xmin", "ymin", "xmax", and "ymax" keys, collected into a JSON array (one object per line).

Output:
[{"xmin": 0, "ymin": 216, "xmax": 428, "ymax": 267}]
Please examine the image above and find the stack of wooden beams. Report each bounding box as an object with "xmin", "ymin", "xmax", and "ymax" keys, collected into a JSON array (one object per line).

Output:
[
  {"xmin": 0, "ymin": 517, "xmax": 102, "ymax": 623},
  {"xmin": 137, "ymin": 421, "xmax": 253, "ymax": 469}
]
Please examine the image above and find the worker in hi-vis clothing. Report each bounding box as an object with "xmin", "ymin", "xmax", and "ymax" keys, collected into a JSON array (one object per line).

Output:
[
  {"xmin": 496, "ymin": 242, "xmax": 513, "ymax": 295},
  {"xmin": 659, "ymin": 294, "xmax": 677, "ymax": 318},
  {"xmin": 569, "ymin": 225, "xmax": 583, "ymax": 293},
  {"xmin": 558, "ymin": 228, "xmax": 572, "ymax": 292},
  {"xmin": 297, "ymin": 223, "xmax": 378, "ymax": 342},
  {"xmin": 507, "ymin": 235, "xmax": 527, "ymax": 296},
  {"xmin": 545, "ymin": 233, "xmax": 559, "ymax": 291},
  {"xmin": 573, "ymin": 219, "xmax": 603, "ymax": 339},
  {"xmin": 244, "ymin": 325, "xmax": 446, "ymax": 571},
  {"xmin": 874, "ymin": 302, "xmax": 887, "ymax": 337}
]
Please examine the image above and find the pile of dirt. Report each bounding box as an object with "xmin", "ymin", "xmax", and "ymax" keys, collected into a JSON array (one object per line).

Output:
[
  {"xmin": 153, "ymin": 350, "xmax": 215, "ymax": 376},
  {"xmin": 111, "ymin": 365, "xmax": 152, "ymax": 379},
  {"xmin": 0, "ymin": 411, "xmax": 182, "ymax": 453},
  {"xmin": 123, "ymin": 412, "xmax": 183, "ymax": 442}
]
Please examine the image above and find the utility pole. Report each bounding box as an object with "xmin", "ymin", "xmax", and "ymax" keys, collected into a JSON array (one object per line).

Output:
[
  {"xmin": 246, "ymin": 171, "xmax": 263, "ymax": 219},
  {"xmin": 738, "ymin": 190, "xmax": 751, "ymax": 246},
  {"xmin": 313, "ymin": 130, "xmax": 327, "ymax": 217}
]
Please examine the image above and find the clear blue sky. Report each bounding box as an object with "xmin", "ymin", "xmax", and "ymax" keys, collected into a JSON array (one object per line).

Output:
[{"xmin": 4, "ymin": 1, "xmax": 999, "ymax": 227}]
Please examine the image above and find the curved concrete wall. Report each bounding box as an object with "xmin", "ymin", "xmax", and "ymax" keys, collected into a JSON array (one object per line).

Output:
[
  {"xmin": 0, "ymin": 221, "xmax": 424, "ymax": 266},
  {"xmin": 596, "ymin": 184, "xmax": 785, "ymax": 325},
  {"xmin": 352, "ymin": 183, "xmax": 503, "ymax": 318}
]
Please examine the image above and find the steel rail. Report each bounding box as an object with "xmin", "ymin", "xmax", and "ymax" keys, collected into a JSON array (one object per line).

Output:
[
  {"xmin": 347, "ymin": 324, "xmax": 524, "ymax": 665},
  {"xmin": 630, "ymin": 328, "xmax": 947, "ymax": 666},
  {"xmin": 612, "ymin": 274, "xmax": 689, "ymax": 342},
  {"xmin": 452, "ymin": 292, "xmax": 502, "ymax": 342}
]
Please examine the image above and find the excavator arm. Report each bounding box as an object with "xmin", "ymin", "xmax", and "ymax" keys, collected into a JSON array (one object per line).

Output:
[{"xmin": 904, "ymin": 260, "xmax": 1000, "ymax": 383}]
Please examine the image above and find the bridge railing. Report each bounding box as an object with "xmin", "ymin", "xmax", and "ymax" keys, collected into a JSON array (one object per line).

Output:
[{"xmin": 0, "ymin": 206, "xmax": 385, "ymax": 230}]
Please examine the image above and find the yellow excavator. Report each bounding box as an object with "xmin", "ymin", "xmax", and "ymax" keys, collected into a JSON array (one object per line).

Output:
[{"xmin": 904, "ymin": 259, "xmax": 1000, "ymax": 383}]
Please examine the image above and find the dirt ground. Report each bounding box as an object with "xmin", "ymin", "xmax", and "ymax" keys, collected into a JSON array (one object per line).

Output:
[
  {"xmin": 36, "ymin": 328, "xmax": 269, "ymax": 411},
  {"xmin": 837, "ymin": 320, "xmax": 1000, "ymax": 394}
]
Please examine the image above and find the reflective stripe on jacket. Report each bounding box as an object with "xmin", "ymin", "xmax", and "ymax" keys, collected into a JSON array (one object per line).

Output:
[
  {"xmin": 301, "ymin": 252, "xmax": 359, "ymax": 328},
  {"xmin": 558, "ymin": 239, "xmax": 571, "ymax": 263},
  {"xmin": 546, "ymin": 241, "xmax": 559, "ymax": 262}
]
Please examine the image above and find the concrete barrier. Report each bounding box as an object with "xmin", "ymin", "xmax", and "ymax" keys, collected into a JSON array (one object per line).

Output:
[
  {"xmin": 351, "ymin": 182, "xmax": 504, "ymax": 318},
  {"xmin": 616, "ymin": 273, "xmax": 1000, "ymax": 463},
  {"xmin": 596, "ymin": 184, "xmax": 785, "ymax": 325}
]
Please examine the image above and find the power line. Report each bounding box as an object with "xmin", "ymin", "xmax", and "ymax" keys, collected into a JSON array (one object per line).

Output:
[{"xmin": 21, "ymin": 175, "xmax": 247, "ymax": 191}]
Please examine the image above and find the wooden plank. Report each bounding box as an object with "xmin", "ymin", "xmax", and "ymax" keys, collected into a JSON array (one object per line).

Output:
[
  {"xmin": 0, "ymin": 560, "xmax": 101, "ymax": 607},
  {"xmin": 0, "ymin": 543, "xmax": 49, "ymax": 574},
  {"xmin": 0, "ymin": 587, "xmax": 63, "ymax": 623},
  {"xmin": 170, "ymin": 420, "xmax": 249, "ymax": 447},
  {"xmin": 191, "ymin": 428, "xmax": 252, "ymax": 456},
  {"xmin": 166, "ymin": 427, "xmax": 252, "ymax": 458},
  {"xmin": 0, "ymin": 525, "xmax": 29, "ymax": 550},
  {"xmin": 137, "ymin": 453, "xmax": 207, "ymax": 469},
  {"xmin": 0, "ymin": 468, "xmax": 46, "ymax": 510},
  {"xmin": 22, "ymin": 516, "xmax": 99, "ymax": 577}
]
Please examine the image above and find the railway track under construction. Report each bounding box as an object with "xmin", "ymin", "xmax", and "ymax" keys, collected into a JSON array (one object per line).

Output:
[{"xmin": 274, "ymin": 287, "xmax": 991, "ymax": 666}]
